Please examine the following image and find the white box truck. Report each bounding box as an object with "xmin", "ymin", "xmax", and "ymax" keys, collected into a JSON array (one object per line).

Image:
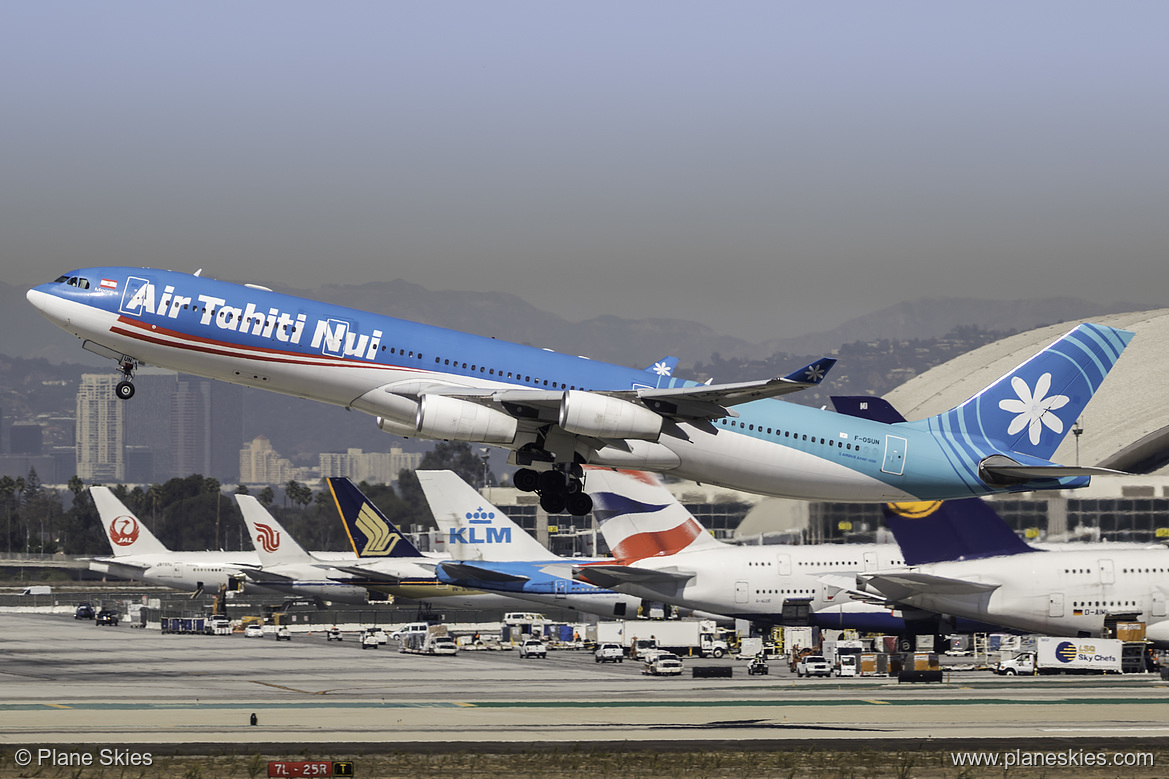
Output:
[
  {"xmin": 994, "ymin": 637, "xmax": 1122, "ymax": 675},
  {"xmin": 596, "ymin": 620, "xmax": 729, "ymax": 658}
]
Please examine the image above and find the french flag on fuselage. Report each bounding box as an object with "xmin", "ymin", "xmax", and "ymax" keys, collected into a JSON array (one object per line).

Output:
[{"xmin": 585, "ymin": 468, "xmax": 723, "ymax": 562}]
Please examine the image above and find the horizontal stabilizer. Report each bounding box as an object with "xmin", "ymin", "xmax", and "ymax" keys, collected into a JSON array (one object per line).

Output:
[
  {"xmin": 573, "ymin": 563, "xmax": 695, "ymax": 589},
  {"xmin": 979, "ymin": 454, "xmax": 1128, "ymax": 485},
  {"xmin": 861, "ymin": 572, "xmax": 1000, "ymax": 602},
  {"xmin": 439, "ymin": 562, "xmax": 530, "ymax": 585},
  {"xmin": 331, "ymin": 566, "xmax": 403, "ymax": 583},
  {"xmin": 237, "ymin": 567, "xmax": 297, "ymax": 583}
]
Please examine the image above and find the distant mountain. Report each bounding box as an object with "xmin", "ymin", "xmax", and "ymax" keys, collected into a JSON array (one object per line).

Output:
[{"xmin": 5, "ymin": 277, "xmax": 1147, "ymax": 372}]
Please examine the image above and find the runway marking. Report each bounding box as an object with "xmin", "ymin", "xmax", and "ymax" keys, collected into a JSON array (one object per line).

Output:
[
  {"xmin": 454, "ymin": 702, "xmax": 477, "ymax": 708},
  {"xmin": 861, "ymin": 700, "xmax": 890, "ymax": 705},
  {"xmin": 1042, "ymin": 727, "xmax": 1169, "ymax": 733},
  {"xmin": 45, "ymin": 704, "xmax": 72, "ymax": 709}
]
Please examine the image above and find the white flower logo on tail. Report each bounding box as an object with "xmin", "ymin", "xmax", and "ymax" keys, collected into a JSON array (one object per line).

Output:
[{"xmin": 998, "ymin": 373, "xmax": 1069, "ymax": 446}]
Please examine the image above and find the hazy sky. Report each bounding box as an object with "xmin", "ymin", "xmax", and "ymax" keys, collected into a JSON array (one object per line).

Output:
[{"xmin": 4, "ymin": 3, "xmax": 1168, "ymax": 342}]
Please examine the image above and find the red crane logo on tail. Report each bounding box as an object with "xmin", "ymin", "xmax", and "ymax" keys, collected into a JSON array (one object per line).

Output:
[{"xmin": 109, "ymin": 516, "xmax": 140, "ymax": 547}]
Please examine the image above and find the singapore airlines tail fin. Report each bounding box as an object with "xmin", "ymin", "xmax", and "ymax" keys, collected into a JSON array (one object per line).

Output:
[
  {"xmin": 90, "ymin": 485, "xmax": 170, "ymax": 557},
  {"xmin": 584, "ymin": 468, "xmax": 724, "ymax": 563},
  {"xmin": 882, "ymin": 498, "xmax": 1035, "ymax": 566},
  {"xmin": 236, "ymin": 495, "xmax": 314, "ymax": 565},
  {"xmin": 909, "ymin": 323, "xmax": 1133, "ymax": 480},
  {"xmin": 416, "ymin": 470, "xmax": 551, "ymax": 562},
  {"xmin": 327, "ymin": 477, "xmax": 424, "ymax": 559}
]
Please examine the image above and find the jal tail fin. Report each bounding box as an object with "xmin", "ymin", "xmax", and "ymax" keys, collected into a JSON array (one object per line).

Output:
[
  {"xmin": 416, "ymin": 470, "xmax": 551, "ymax": 562},
  {"xmin": 235, "ymin": 495, "xmax": 315, "ymax": 565},
  {"xmin": 326, "ymin": 477, "xmax": 423, "ymax": 559},
  {"xmin": 882, "ymin": 498, "xmax": 1036, "ymax": 566},
  {"xmin": 919, "ymin": 323, "xmax": 1133, "ymax": 460},
  {"xmin": 584, "ymin": 468, "xmax": 724, "ymax": 562},
  {"xmin": 90, "ymin": 485, "xmax": 170, "ymax": 556}
]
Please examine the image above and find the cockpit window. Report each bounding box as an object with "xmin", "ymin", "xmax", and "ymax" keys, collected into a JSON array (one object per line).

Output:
[
  {"xmin": 54, "ymin": 275, "xmax": 69, "ymax": 283},
  {"xmin": 60, "ymin": 276, "xmax": 90, "ymax": 289},
  {"xmin": 77, "ymin": 278, "xmax": 90, "ymax": 289}
]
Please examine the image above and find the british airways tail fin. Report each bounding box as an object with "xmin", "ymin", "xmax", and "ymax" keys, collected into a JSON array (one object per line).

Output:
[
  {"xmin": 919, "ymin": 323, "xmax": 1133, "ymax": 461},
  {"xmin": 584, "ymin": 468, "xmax": 724, "ymax": 562},
  {"xmin": 236, "ymin": 495, "xmax": 314, "ymax": 565},
  {"xmin": 882, "ymin": 498, "xmax": 1035, "ymax": 565},
  {"xmin": 326, "ymin": 477, "xmax": 423, "ymax": 559},
  {"xmin": 90, "ymin": 486, "xmax": 170, "ymax": 556},
  {"xmin": 416, "ymin": 470, "xmax": 551, "ymax": 562}
]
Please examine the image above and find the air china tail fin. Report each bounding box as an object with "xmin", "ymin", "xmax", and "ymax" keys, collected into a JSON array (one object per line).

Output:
[
  {"xmin": 881, "ymin": 498, "xmax": 1035, "ymax": 566},
  {"xmin": 584, "ymin": 468, "xmax": 724, "ymax": 562},
  {"xmin": 236, "ymin": 495, "xmax": 314, "ymax": 565},
  {"xmin": 327, "ymin": 477, "xmax": 423, "ymax": 559},
  {"xmin": 917, "ymin": 323, "xmax": 1133, "ymax": 461},
  {"xmin": 90, "ymin": 486, "xmax": 169, "ymax": 556},
  {"xmin": 415, "ymin": 470, "xmax": 550, "ymax": 562}
]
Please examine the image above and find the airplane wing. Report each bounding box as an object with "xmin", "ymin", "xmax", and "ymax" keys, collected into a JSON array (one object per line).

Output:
[
  {"xmin": 237, "ymin": 568, "xmax": 298, "ymax": 583},
  {"xmin": 330, "ymin": 566, "xmax": 404, "ymax": 583},
  {"xmin": 573, "ymin": 564, "xmax": 695, "ymax": 589},
  {"xmin": 439, "ymin": 562, "xmax": 530, "ymax": 585},
  {"xmin": 859, "ymin": 572, "xmax": 1000, "ymax": 602}
]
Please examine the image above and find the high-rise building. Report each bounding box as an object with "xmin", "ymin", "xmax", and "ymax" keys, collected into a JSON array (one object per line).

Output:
[
  {"xmin": 319, "ymin": 447, "xmax": 423, "ymax": 484},
  {"xmin": 76, "ymin": 374, "xmax": 124, "ymax": 481},
  {"xmin": 239, "ymin": 436, "xmax": 314, "ymax": 485},
  {"xmin": 171, "ymin": 376, "xmax": 243, "ymax": 482}
]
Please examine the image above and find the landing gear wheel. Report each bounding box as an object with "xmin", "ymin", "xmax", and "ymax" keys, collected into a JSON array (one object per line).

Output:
[
  {"xmin": 539, "ymin": 491, "xmax": 567, "ymax": 515},
  {"xmin": 513, "ymin": 468, "xmax": 539, "ymax": 493},
  {"xmin": 115, "ymin": 381, "xmax": 135, "ymax": 400},
  {"xmin": 538, "ymin": 470, "xmax": 567, "ymax": 494},
  {"xmin": 565, "ymin": 492, "xmax": 593, "ymax": 517}
]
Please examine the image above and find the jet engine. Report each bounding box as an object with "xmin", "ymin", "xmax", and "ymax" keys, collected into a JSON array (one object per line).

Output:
[
  {"xmin": 559, "ymin": 390, "xmax": 662, "ymax": 440},
  {"xmin": 416, "ymin": 394, "xmax": 518, "ymax": 444}
]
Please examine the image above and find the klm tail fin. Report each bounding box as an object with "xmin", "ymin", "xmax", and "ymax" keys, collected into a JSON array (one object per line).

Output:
[
  {"xmin": 90, "ymin": 486, "xmax": 170, "ymax": 556},
  {"xmin": 920, "ymin": 323, "xmax": 1133, "ymax": 460},
  {"xmin": 584, "ymin": 468, "xmax": 724, "ymax": 562},
  {"xmin": 236, "ymin": 495, "xmax": 315, "ymax": 565},
  {"xmin": 416, "ymin": 470, "xmax": 551, "ymax": 562},
  {"xmin": 326, "ymin": 477, "xmax": 423, "ymax": 559},
  {"xmin": 882, "ymin": 498, "xmax": 1035, "ymax": 566}
]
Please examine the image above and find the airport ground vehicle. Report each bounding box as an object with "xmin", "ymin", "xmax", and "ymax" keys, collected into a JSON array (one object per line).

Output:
[
  {"xmin": 74, "ymin": 604, "xmax": 95, "ymax": 620},
  {"xmin": 361, "ymin": 631, "xmax": 379, "ymax": 649},
  {"xmin": 402, "ymin": 625, "xmax": 456, "ymax": 655},
  {"xmin": 994, "ymin": 637, "xmax": 1123, "ymax": 675},
  {"xmin": 519, "ymin": 638, "xmax": 548, "ymax": 659},
  {"xmin": 796, "ymin": 654, "xmax": 832, "ymax": 677},
  {"xmin": 95, "ymin": 608, "xmax": 119, "ymax": 627},
  {"xmin": 836, "ymin": 654, "xmax": 859, "ymax": 677},
  {"xmin": 391, "ymin": 623, "xmax": 429, "ymax": 642},
  {"xmin": 643, "ymin": 652, "xmax": 683, "ymax": 676},
  {"xmin": 244, "ymin": 624, "xmax": 264, "ymax": 638},
  {"xmin": 594, "ymin": 643, "xmax": 623, "ymax": 663},
  {"xmin": 596, "ymin": 619, "xmax": 730, "ymax": 658},
  {"xmin": 747, "ymin": 655, "xmax": 769, "ymax": 675},
  {"xmin": 21, "ymin": 586, "xmax": 51, "ymax": 596},
  {"xmin": 276, "ymin": 626, "xmax": 292, "ymax": 641},
  {"xmin": 326, "ymin": 627, "xmax": 343, "ymax": 641},
  {"xmin": 206, "ymin": 615, "xmax": 231, "ymax": 635},
  {"xmin": 430, "ymin": 635, "xmax": 458, "ymax": 656}
]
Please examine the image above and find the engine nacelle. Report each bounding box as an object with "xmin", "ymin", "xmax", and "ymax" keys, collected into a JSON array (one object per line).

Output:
[
  {"xmin": 351, "ymin": 387, "xmax": 420, "ymax": 425},
  {"xmin": 377, "ymin": 416, "xmax": 420, "ymax": 437},
  {"xmin": 416, "ymin": 394, "xmax": 518, "ymax": 444},
  {"xmin": 559, "ymin": 390, "xmax": 662, "ymax": 441}
]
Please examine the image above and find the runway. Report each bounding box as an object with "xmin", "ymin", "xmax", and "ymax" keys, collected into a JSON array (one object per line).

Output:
[{"xmin": 3, "ymin": 613, "xmax": 1168, "ymax": 749}]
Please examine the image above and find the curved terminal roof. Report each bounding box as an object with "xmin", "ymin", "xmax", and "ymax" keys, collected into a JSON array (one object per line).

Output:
[{"xmin": 884, "ymin": 310, "xmax": 1169, "ymax": 475}]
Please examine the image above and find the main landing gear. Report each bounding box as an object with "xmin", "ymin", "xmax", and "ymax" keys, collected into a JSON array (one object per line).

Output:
[
  {"xmin": 115, "ymin": 359, "xmax": 136, "ymax": 400},
  {"xmin": 514, "ymin": 467, "xmax": 594, "ymax": 516}
]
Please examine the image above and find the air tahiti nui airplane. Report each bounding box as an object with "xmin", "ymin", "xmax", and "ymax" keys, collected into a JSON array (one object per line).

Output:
[{"xmin": 29, "ymin": 267, "xmax": 1131, "ymax": 515}]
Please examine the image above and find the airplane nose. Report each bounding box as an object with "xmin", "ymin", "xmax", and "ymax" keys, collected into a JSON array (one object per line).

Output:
[{"xmin": 26, "ymin": 287, "xmax": 49, "ymax": 312}]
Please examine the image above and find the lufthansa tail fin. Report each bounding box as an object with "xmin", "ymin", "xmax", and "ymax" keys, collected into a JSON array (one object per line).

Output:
[
  {"xmin": 236, "ymin": 495, "xmax": 315, "ymax": 565},
  {"xmin": 882, "ymin": 498, "xmax": 1035, "ymax": 566},
  {"xmin": 916, "ymin": 323, "xmax": 1133, "ymax": 460},
  {"xmin": 326, "ymin": 477, "xmax": 424, "ymax": 559},
  {"xmin": 90, "ymin": 486, "xmax": 170, "ymax": 557},
  {"xmin": 584, "ymin": 468, "xmax": 724, "ymax": 562},
  {"xmin": 416, "ymin": 470, "xmax": 551, "ymax": 562}
]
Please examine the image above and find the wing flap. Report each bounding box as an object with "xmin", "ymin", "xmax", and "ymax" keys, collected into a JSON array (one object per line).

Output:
[
  {"xmin": 861, "ymin": 571, "xmax": 1000, "ymax": 602},
  {"xmin": 573, "ymin": 563, "xmax": 695, "ymax": 589},
  {"xmin": 439, "ymin": 562, "xmax": 530, "ymax": 585}
]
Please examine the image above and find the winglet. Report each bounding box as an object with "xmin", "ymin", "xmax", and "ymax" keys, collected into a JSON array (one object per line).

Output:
[{"xmin": 782, "ymin": 358, "xmax": 836, "ymax": 386}]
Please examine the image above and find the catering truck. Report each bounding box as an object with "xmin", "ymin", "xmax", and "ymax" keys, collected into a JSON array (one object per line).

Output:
[{"xmin": 994, "ymin": 637, "xmax": 1122, "ymax": 675}]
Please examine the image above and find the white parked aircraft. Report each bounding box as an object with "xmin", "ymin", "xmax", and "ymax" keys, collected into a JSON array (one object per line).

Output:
[
  {"xmin": 29, "ymin": 268, "xmax": 1131, "ymax": 516},
  {"xmin": 859, "ymin": 498, "xmax": 1169, "ymax": 647}
]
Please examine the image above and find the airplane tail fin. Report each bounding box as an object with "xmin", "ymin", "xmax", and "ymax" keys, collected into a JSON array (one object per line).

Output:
[
  {"xmin": 326, "ymin": 477, "xmax": 423, "ymax": 559},
  {"xmin": 584, "ymin": 468, "xmax": 725, "ymax": 562},
  {"xmin": 916, "ymin": 323, "xmax": 1133, "ymax": 461},
  {"xmin": 882, "ymin": 498, "xmax": 1035, "ymax": 566},
  {"xmin": 90, "ymin": 485, "xmax": 170, "ymax": 556},
  {"xmin": 235, "ymin": 495, "xmax": 315, "ymax": 565},
  {"xmin": 416, "ymin": 470, "xmax": 552, "ymax": 562}
]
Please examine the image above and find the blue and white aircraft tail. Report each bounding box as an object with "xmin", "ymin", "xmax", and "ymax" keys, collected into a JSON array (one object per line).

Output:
[
  {"xmin": 328, "ymin": 477, "xmax": 426, "ymax": 559},
  {"xmin": 417, "ymin": 470, "xmax": 552, "ymax": 562}
]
